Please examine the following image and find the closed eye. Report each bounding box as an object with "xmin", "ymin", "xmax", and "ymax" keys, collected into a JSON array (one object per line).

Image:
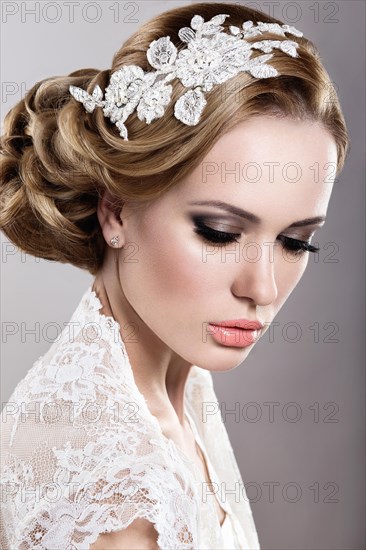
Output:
[{"xmin": 193, "ymin": 221, "xmax": 320, "ymax": 256}]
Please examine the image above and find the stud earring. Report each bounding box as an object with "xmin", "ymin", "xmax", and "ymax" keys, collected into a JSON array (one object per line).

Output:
[{"xmin": 110, "ymin": 235, "xmax": 120, "ymax": 247}]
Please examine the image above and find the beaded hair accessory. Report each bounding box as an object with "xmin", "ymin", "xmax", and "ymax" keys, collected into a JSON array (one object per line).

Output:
[{"xmin": 69, "ymin": 13, "xmax": 303, "ymax": 140}]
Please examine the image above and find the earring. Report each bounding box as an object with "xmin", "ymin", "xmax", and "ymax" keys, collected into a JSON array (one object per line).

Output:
[{"xmin": 110, "ymin": 235, "xmax": 120, "ymax": 247}]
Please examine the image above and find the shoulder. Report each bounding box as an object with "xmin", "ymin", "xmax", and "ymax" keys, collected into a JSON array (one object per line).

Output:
[
  {"xmin": 1, "ymin": 356, "xmax": 199, "ymax": 548},
  {"xmin": 1, "ymin": 412, "xmax": 198, "ymax": 548}
]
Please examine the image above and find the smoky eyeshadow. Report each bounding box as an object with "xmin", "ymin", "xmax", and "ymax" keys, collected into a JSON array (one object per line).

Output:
[{"xmin": 190, "ymin": 213, "xmax": 244, "ymax": 233}]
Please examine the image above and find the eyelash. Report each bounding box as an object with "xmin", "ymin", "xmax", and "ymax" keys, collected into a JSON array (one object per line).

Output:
[{"xmin": 193, "ymin": 222, "xmax": 320, "ymax": 256}]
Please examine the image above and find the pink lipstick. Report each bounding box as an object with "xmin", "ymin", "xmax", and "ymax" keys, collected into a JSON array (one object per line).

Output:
[{"xmin": 207, "ymin": 318, "xmax": 263, "ymax": 348}]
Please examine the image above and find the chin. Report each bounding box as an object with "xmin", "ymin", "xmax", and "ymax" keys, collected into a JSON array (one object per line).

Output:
[{"xmin": 193, "ymin": 343, "xmax": 255, "ymax": 372}]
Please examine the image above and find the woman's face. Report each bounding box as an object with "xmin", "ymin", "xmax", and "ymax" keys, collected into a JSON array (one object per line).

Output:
[{"xmin": 110, "ymin": 115, "xmax": 337, "ymax": 371}]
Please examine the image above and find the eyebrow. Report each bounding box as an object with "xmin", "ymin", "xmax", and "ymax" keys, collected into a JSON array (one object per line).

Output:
[{"xmin": 188, "ymin": 200, "xmax": 326, "ymax": 227}]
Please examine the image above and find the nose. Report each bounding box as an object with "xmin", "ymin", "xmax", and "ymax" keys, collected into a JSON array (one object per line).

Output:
[{"xmin": 231, "ymin": 241, "xmax": 278, "ymax": 306}]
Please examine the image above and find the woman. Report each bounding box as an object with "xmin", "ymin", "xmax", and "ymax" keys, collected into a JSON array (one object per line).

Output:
[{"xmin": 0, "ymin": 2, "xmax": 349, "ymax": 549}]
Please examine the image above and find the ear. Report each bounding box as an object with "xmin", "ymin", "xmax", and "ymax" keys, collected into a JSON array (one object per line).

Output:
[{"xmin": 97, "ymin": 189, "xmax": 125, "ymax": 246}]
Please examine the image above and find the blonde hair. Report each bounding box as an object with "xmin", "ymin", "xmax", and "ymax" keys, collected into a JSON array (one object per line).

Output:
[{"xmin": 0, "ymin": 2, "xmax": 350, "ymax": 276}]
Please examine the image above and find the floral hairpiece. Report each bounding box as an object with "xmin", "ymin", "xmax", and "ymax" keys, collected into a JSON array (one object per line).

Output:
[{"xmin": 69, "ymin": 13, "xmax": 303, "ymax": 140}]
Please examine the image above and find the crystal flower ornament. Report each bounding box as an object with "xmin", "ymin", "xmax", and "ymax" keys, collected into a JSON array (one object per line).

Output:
[{"xmin": 69, "ymin": 14, "xmax": 303, "ymax": 140}]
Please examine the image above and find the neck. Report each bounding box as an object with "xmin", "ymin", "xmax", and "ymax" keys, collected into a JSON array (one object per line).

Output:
[{"xmin": 92, "ymin": 264, "xmax": 192, "ymax": 426}]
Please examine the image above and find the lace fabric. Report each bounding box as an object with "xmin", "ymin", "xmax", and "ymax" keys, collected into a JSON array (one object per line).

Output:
[{"xmin": 0, "ymin": 285, "xmax": 260, "ymax": 549}]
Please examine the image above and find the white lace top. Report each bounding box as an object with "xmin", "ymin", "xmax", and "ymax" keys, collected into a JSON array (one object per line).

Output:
[{"xmin": 0, "ymin": 285, "xmax": 261, "ymax": 549}]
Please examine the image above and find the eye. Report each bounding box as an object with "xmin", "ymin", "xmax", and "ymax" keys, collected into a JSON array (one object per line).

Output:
[
  {"xmin": 193, "ymin": 219, "xmax": 320, "ymax": 256},
  {"xmin": 193, "ymin": 220, "xmax": 240, "ymax": 246},
  {"xmin": 277, "ymin": 235, "xmax": 320, "ymax": 256}
]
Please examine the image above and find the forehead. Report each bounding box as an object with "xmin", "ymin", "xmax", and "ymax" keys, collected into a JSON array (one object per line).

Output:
[
  {"xmin": 188, "ymin": 115, "xmax": 337, "ymax": 183},
  {"xmin": 171, "ymin": 115, "xmax": 338, "ymax": 226}
]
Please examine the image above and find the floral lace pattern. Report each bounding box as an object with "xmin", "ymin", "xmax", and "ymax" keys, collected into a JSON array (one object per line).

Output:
[
  {"xmin": 69, "ymin": 13, "xmax": 303, "ymax": 139},
  {"xmin": 0, "ymin": 286, "xmax": 260, "ymax": 549}
]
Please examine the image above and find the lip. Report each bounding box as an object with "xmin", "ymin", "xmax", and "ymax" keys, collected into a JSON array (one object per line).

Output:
[
  {"xmin": 209, "ymin": 319, "xmax": 263, "ymax": 330},
  {"xmin": 207, "ymin": 320, "xmax": 263, "ymax": 348}
]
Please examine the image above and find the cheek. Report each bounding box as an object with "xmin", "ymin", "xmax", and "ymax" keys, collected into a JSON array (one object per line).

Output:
[
  {"xmin": 120, "ymin": 222, "xmax": 217, "ymax": 304},
  {"xmin": 275, "ymin": 252, "xmax": 310, "ymax": 307}
]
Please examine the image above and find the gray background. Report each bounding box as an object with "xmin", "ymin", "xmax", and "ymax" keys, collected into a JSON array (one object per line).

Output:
[{"xmin": 1, "ymin": 1, "xmax": 365, "ymax": 548}]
